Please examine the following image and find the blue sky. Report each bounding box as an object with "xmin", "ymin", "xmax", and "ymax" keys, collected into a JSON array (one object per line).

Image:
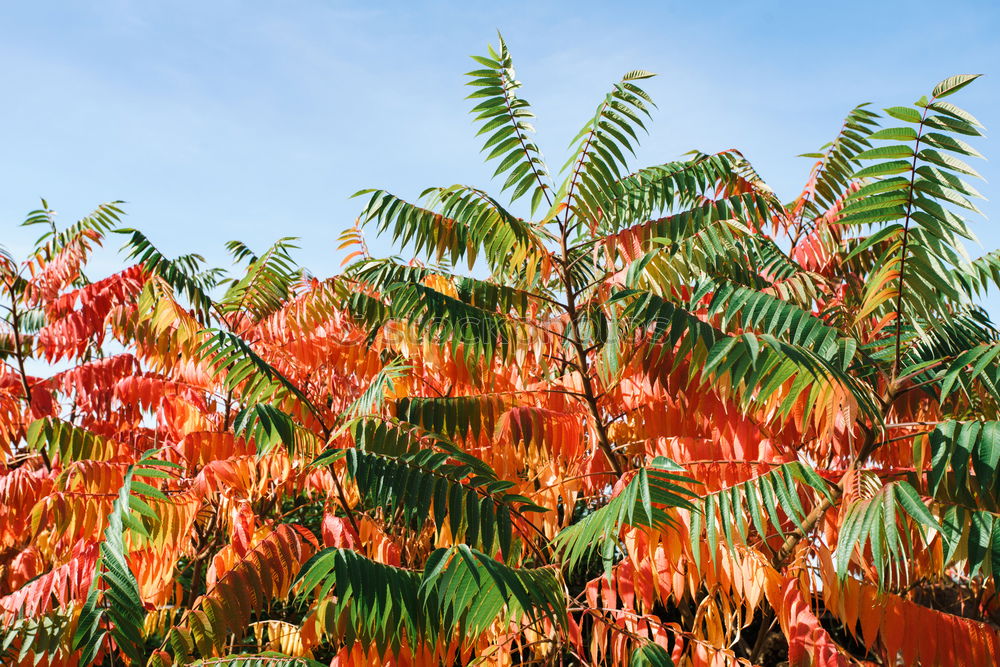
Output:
[{"xmin": 2, "ymin": 0, "xmax": 998, "ymax": 304}]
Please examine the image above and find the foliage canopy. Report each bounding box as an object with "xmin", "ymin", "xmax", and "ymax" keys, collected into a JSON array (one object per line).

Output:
[{"xmin": 1, "ymin": 35, "xmax": 998, "ymax": 666}]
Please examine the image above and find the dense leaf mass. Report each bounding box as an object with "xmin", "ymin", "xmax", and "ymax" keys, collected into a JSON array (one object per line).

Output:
[{"xmin": 1, "ymin": 37, "xmax": 998, "ymax": 666}]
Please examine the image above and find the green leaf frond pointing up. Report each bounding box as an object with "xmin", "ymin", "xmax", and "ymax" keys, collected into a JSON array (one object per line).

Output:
[
  {"xmin": 221, "ymin": 237, "xmax": 303, "ymax": 321},
  {"xmin": 557, "ymin": 70, "xmax": 656, "ymax": 231},
  {"xmin": 466, "ymin": 33, "xmax": 553, "ymax": 214},
  {"xmin": 839, "ymin": 74, "xmax": 985, "ymax": 350},
  {"xmin": 73, "ymin": 450, "xmax": 179, "ymax": 664}
]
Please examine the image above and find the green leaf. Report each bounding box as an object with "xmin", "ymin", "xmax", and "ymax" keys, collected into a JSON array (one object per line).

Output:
[
  {"xmin": 631, "ymin": 642, "xmax": 675, "ymax": 666},
  {"xmin": 856, "ymin": 145, "xmax": 914, "ymax": 160},
  {"xmin": 928, "ymin": 421, "xmax": 1000, "ymax": 507},
  {"xmin": 884, "ymin": 106, "xmax": 922, "ymax": 124},
  {"xmin": 932, "ymin": 74, "xmax": 982, "ymax": 99},
  {"xmin": 464, "ymin": 35, "xmax": 552, "ymax": 212},
  {"xmin": 72, "ymin": 463, "xmax": 154, "ymax": 664},
  {"xmin": 853, "ymin": 160, "xmax": 912, "ymax": 179},
  {"xmin": 869, "ymin": 127, "xmax": 918, "ymax": 142}
]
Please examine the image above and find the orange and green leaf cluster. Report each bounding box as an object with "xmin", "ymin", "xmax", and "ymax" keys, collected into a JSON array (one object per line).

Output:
[{"xmin": 1, "ymin": 38, "xmax": 999, "ymax": 667}]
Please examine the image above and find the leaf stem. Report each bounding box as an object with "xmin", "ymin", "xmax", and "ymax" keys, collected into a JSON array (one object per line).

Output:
[{"xmin": 890, "ymin": 104, "xmax": 932, "ymax": 385}]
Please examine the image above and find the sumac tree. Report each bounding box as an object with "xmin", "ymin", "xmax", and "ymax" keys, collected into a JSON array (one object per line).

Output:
[{"xmin": 1, "ymin": 36, "xmax": 998, "ymax": 666}]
